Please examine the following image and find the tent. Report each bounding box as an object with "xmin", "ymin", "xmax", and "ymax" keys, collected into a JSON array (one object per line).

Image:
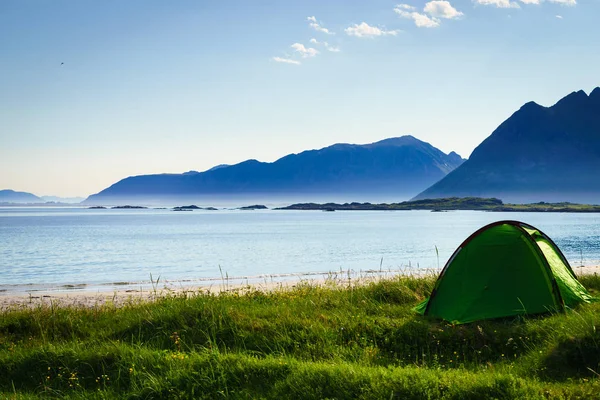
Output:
[{"xmin": 415, "ymin": 220, "xmax": 594, "ymax": 324}]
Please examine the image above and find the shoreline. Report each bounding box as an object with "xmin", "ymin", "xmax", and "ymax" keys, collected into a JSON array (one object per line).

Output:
[
  {"xmin": 2, "ymin": 265, "xmax": 599, "ymax": 310},
  {"xmin": 0, "ymin": 267, "xmax": 440, "ymax": 310}
]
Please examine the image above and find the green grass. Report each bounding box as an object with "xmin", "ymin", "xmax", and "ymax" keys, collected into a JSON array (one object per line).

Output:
[{"xmin": 1, "ymin": 274, "xmax": 600, "ymax": 399}]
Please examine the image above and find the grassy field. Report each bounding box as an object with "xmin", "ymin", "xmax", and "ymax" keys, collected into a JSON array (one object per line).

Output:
[{"xmin": 1, "ymin": 274, "xmax": 600, "ymax": 399}]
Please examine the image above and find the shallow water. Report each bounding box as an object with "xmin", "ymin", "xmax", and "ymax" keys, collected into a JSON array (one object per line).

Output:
[{"xmin": 1, "ymin": 207, "xmax": 600, "ymax": 293}]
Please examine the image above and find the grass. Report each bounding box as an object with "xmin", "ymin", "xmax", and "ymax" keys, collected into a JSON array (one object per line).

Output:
[{"xmin": 1, "ymin": 274, "xmax": 600, "ymax": 399}]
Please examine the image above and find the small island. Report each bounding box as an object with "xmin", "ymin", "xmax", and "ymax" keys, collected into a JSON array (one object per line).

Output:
[
  {"xmin": 173, "ymin": 205, "xmax": 202, "ymax": 211},
  {"xmin": 172, "ymin": 205, "xmax": 219, "ymax": 211},
  {"xmin": 88, "ymin": 206, "xmax": 107, "ymax": 209},
  {"xmin": 276, "ymin": 197, "xmax": 600, "ymax": 212},
  {"xmin": 110, "ymin": 205, "xmax": 148, "ymax": 209},
  {"xmin": 239, "ymin": 204, "xmax": 268, "ymax": 210}
]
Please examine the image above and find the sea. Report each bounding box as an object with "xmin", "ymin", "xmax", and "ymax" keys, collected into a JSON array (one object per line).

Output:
[{"xmin": 2, "ymin": 206, "xmax": 600, "ymax": 294}]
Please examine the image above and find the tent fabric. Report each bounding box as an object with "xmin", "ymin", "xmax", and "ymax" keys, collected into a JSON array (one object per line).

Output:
[
  {"xmin": 415, "ymin": 220, "xmax": 594, "ymax": 324},
  {"xmin": 533, "ymin": 236, "xmax": 594, "ymax": 306}
]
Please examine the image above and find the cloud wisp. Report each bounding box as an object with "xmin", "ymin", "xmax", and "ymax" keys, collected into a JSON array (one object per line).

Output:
[
  {"xmin": 272, "ymin": 57, "xmax": 301, "ymax": 65},
  {"xmin": 474, "ymin": 0, "xmax": 576, "ymax": 8},
  {"xmin": 272, "ymin": 16, "xmax": 342, "ymax": 66},
  {"xmin": 291, "ymin": 43, "xmax": 319, "ymax": 58},
  {"xmin": 549, "ymin": 0, "xmax": 576, "ymax": 6},
  {"xmin": 345, "ymin": 22, "xmax": 400, "ymax": 37},
  {"xmin": 310, "ymin": 38, "xmax": 341, "ymax": 52},
  {"xmin": 307, "ymin": 16, "xmax": 335, "ymax": 35},
  {"xmin": 472, "ymin": 0, "xmax": 521, "ymax": 8},
  {"xmin": 395, "ymin": 10, "xmax": 441, "ymax": 27},
  {"xmin": 395, "ymin": 1, "xmax": 463, "ymax": 28}
]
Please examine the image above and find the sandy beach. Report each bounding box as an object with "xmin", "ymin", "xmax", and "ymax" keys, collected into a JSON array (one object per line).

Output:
[
  {"xmin": 2, "ymin": 265, "xmax": 598, "ymax": 310},
  {"xmin": 0, "ymin": 267, "xmax": 429, "ymax": 310}
]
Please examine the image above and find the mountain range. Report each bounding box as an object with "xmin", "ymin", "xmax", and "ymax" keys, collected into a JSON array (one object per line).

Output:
[
  {"xmin": 0, "ymin": 190, "xmax": 85, "ymax": 204},
  {"xmin": 8, "ymin": 87, "xmax": 600, "ymax": 205},
  {"xmin": 414, "ymin": 87, "xmax": 600, "ymax": 203},
  {"xmin": 0, "ymin": 189, "xmax": 43, "ymax": 204},
  {"xmin": 84, "ymin": 136, "xmax": 464, "ymax": 205}
]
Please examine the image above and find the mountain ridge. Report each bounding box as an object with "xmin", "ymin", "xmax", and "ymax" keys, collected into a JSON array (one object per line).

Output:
[
  {"xmin": 414, "ymin": 87, "xmax": 600, "ymax": 203},
  {"xmin": 0, "ymin": 189, "xmax": 43, "ymax": 204},
  {"xmin": 84, "ymin": 136, "xmax": 464, "ymax": 205}
]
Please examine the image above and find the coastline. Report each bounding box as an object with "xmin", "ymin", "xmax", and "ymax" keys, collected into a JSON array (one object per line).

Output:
[
  {"xmin": 277, "ymin": 198, "xmax": 600, "ymax": 212},
  {"xmin": 2, "ymin": 265, "xmax": 598, "ymax": 310}
]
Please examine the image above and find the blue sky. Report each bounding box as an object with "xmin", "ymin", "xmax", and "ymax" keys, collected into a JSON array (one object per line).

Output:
[{"xmin": 1, "ymin": 0, "xmax": 599, "ymax": 197}]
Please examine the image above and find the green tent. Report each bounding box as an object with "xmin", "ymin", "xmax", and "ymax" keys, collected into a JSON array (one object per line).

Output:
[{"xmin": 415, "ymin": 220, "xmax": 593, "ymax": 324}]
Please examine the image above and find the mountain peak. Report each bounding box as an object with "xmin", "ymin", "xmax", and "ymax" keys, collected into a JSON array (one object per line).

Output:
[
  {"xmin": 519, "ymin": 101, "xmax": 543, "ymax": 111},
  {"xmin": 413, "ymin": 87, "xmax": 600, "ymax": 203},
  {"xmin": 369, "ymin": 135, "xmax": 419, "ymax": 146},
  {"xmin": 553, "ymin": 89, "xmax": 589, "ymax": 109},
  {"xmin": 84, "ymin": 136, "xmax": 464, "ymax": 204},
  {"xmin": 204, "ymin": 164, "xmax": 230, "ymax": 173},
  {"xmin": 446, "ymin": 151, "xmax": 465, "ymax": 165}
]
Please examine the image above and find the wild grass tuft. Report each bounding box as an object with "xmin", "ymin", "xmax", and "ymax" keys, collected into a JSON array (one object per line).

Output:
[{"xmin": 1, "ymin": 274, "xmax": 600, "ymax": 398}]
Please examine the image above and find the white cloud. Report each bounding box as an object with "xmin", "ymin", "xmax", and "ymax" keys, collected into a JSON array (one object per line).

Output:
[
  {"xmin": 395, "ymin": 8, "xmax": 441, "ymax": 28},
  {"xmin": 272, "ymin": 57, "xmax": 301, "ymax": 65},
  {"xmin": 396, "ymin": 3, "xmax": 416, "ymax": 10},
  {"xmin": 291, "ymin": 43, "xmax": 319, "ymax": 58},
  {"xmin": 555, "ymin": 14, "xmax": 563, "ymax": 18},
  {"xmin": 412, "ymin": 13, "xmax": 441, "ymax": 27},
  {"xmin": 549, "ymin": 0, "xmax": 576, "ymax": 5},
  {"xmin": 519, "ymin": 0, "xmax": 540, "ymax": 4},
  {"xmin": 311, "ymin": 23, "xmax": 333, "ymax": 34},
  {"xmin": 423, "ymin": 1, "xmax": 464, "ymax": 19},
  {"xmin": 473, "ymin": 0, "xmax": 520, "ymax": 8},
  {"xmin": 345, "ymin": 22, "xmax": 400, "ymax": 37},
  {"xmin": 307, "ymin": 16, "xmax": 335, "ymax": 35},
  {"xmin": 394, "ymin": 8, "xmax": 412, "ymax": 17},
  {"xmin": 309, "ymin": 38, "xmax": 341, "ymax": 52}
]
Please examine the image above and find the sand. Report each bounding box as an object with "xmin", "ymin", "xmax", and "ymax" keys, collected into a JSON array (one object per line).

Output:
[{"xmin": 1, "ymin": 265, "xmax": 599, "ymax": 310}]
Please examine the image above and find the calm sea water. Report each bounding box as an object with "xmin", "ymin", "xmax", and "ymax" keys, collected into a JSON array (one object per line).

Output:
[{"xmin": 2, "ymin": 207, "xmax": 600, "ymax": 293}]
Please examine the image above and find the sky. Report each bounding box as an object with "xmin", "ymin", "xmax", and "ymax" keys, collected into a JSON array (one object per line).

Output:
[{"xmin": 1, "ymin": 0, "xmax": 599, "ymax": 197}]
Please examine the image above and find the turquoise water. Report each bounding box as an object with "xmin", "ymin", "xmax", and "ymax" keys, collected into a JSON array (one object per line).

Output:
[{"xmin": 1, "ymin": 207, "xmax": 600, "ymax": 292}]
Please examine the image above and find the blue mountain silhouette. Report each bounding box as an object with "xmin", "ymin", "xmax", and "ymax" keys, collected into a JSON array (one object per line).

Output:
[
  {"xmin": 84, "ymin": 136, "xmax": 464, "ymax": 204},
  {"xmin": 414, "ymin": 87, "xmax": 600, "ymax": 203}
]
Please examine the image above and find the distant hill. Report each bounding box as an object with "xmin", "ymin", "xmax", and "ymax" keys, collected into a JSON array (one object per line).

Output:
[
  {"xmin": 41, "ymin": 196, "xmax": 86, "ymax": 204},
  {"xmin": 84, "ymin": 136, "xmax": 464, "ymax": 205},
  {"xmin": 414, "ymin": 87, "xmax": 600, "ymax": 203},
  {"xmin": 0, "ymin": 189, "xmax": 43, "ymax": 204}
]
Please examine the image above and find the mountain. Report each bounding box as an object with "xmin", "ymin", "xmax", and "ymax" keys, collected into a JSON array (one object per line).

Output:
[
  {"xmin": 0, "ymin": 189, "xmax": 43, "ymax": 204},
  {"xmin": 204, "ymin": 164, "xmax": 230, "ymax": 172},
  {"xmin": 414, "ymin": 87, "xmax": 600, "ymax": 203},
  {"xmin": 84, "ymin": 136, "xmax": 464, "ymax": 205}
]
